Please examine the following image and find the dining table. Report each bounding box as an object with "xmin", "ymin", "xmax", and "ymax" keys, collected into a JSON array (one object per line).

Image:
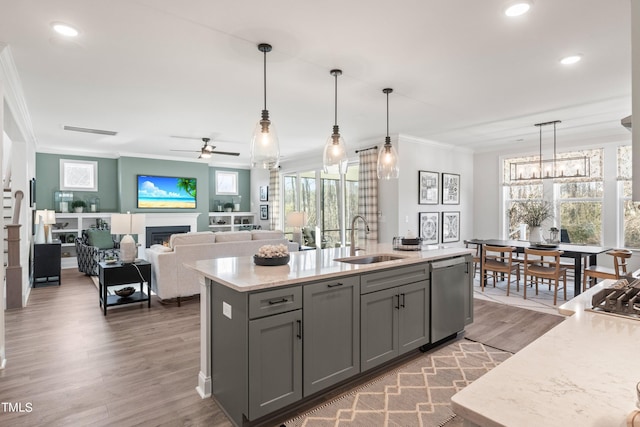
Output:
[{"xmin": 466, "ymin": 239, "xmax": 612, "ymax": 296}]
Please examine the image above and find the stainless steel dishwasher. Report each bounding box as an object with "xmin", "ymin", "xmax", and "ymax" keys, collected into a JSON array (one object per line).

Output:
[{"xmin": 430, "ymin": 255, "xmax": 472, "ymax": 343}]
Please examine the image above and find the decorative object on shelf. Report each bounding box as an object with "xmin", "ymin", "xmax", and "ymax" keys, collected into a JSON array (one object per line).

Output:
[
  {"xmin": 286, "ymin": 211, "xmax": 307, "ymax": 246},
  {"xmin": 254, "ymin": 244, "xmax": 290, "ymax": 266},
  {"xmin": 442, "ymin": 173, "xmax": 460, "ymax": 205},
  {"xmin": 54, "ymin": 190, "xmax": 73, "ymax": 212},
  {"xmin": 223, "ymin": 202, "xmax": 234, "ymax": 212},
  {"xmin": 114, "ymin": 286, "xmax": 135, "ymax": 297},
  {"xmin": 53, "ymin": 222, "xmax": 68, "ymax": 229},
  {"xmin": 510, "ymin": 120, "xmax": 591, "ymax": 181},
  {"xmin": 35, "ymin": 209, "xmax": 56, "ymax": 243},
  {"xmin": 442, "ymin": 211, "xmax": 460, "ymax": 243},
  {"xmin": 233, "ymin": 195, "xmax": 242, "ymax": 212},
  {"xmin": 71, "ymin": 199, "xmax": 87, "ymax": 213},
  {"xmin": 111, "ymin": 212, "xmax": 146, "ymax": 263},
  {"xmin": 260, "ymin": 204, "xmax": 269, "ymax": 220},
  {"xmin": 419, "ymin": 212, "xmax": 439, "ymax": 244},
  {"xmin": 250, "ymin": 43, "xmax": 280, "ymax": 170},
  {"xmin": 89, "ymin": 197, "xmax": 100, "ymax": 212},
  {"xmin": 511, "ymin": 199, "xmax": 553, "ymax": 244},
  {"xmin": 216, "ymin": 220, "xmax": 226, "ymax": 225},
  {"xmin": 419, "ymin": 171, "xmax": 439, "ymax": 205},
  {"xmin": 259, "ymin": 185, "xmax": 268, "ymax": 201},
  {"xmin": 377, "ymin": 88, "xmax": 399, "ymax": 180},
  {"xmin": 323, "ymin": 69, "xmax": 348, "ymax": 175},
  {"xmin": 66, "ymin": 234, "xmax": 76, "ymax": 243}
]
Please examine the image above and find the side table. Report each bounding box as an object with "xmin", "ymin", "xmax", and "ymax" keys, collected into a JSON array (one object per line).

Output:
[
  {"xmin": 33, "ymin": 242, "xmax": 62, "ymax": 287},
  {"xmin": 98, "ymin": 260, "xmax": 151, "ymax": 316}
]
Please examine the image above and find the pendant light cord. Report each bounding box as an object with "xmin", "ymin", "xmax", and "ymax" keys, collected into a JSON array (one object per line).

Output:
[
  {"xmin": 334, "ymin": 72, "xmax": 338, "ymax": 126},
  {"xmin": 386, "ymin": 91, "xmax": 390, "ymax": 137},
  {"xmin": 263, "ymin": 49, "xmax": 267, "ymax": 111}
]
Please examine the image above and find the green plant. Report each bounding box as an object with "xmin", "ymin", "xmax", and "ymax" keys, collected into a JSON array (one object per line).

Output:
[
  {"xmin": 71, "ymin": 200, "xmax": 87, "ymax": 209},
  {"xmin": 223, "ymin": 202, "xmax": 234, "ymax": 209},
  {"xmin": 513, "ymin": 200, "xmax": 552, "ymax": 227}
]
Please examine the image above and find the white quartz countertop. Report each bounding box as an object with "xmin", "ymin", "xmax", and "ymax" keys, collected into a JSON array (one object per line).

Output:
[
  {"xmin": 188, "ymin": 243, "xmax": 472, "ymax": 292},
  {"xmin": 451, "ymin": 281, "xmax": 640, "ymax": 427}
]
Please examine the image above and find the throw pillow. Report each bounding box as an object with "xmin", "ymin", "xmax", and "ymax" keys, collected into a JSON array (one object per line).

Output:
[{"xmin": 86, "ymin": 229, "xmax": 114, "ymax": 250}]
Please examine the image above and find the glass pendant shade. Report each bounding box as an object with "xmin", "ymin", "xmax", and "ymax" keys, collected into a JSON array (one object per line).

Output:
[
  {"xmin": 323, "ymin": 126, "xmax": 348, "ymax": 174},
  {"xmin": 377, "ymin": 137, "xmax": 400, "ymax": 180},
  {"xmin": 251, "ymin": 110, "xmax": 280, "ymax": 169}
]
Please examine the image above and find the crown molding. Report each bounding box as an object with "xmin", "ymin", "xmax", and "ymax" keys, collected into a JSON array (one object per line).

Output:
[{"xmin": 0, "ymin": 43, "xmax": 36, "ymax": 145}]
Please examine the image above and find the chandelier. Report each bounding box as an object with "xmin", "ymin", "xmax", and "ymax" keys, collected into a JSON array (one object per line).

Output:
[{"xmin": 510, "ymin": 120, "xmax": 590, "ymax": 181}]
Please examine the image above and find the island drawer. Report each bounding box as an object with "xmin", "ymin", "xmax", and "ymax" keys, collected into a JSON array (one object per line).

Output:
[
  {"xmin": 249, "ymin": 287, "xmax": 302, "ymax": 319},
  {"xmin": 360, "ymin": 263, "xmax": 429, "ymax": 294}
]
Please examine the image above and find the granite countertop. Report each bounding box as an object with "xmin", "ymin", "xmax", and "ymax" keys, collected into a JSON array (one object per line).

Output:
[
  {"xmin": 451, "ymin": 281, "xmax": 640, "ymax": 427},
  {"xmin": 188, "ymin": 243, "xmax": 473, "ymax": 292}
]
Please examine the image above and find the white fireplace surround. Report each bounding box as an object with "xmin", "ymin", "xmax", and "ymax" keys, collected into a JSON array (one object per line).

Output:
[{"xmin": 138, "ymin": 213, "xmax": 200, "ymax": 259}]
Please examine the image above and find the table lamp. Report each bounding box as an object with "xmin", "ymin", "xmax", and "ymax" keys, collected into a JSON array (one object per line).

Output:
[
  {"xmin": 35, "ymin": 209, "xmax": 56, "ymax": 243},
  {"xmin": 286, "ymin": 211, "xmax": 307, "ymax": 247},
  {"xmin": 111, "ymin": 212, "xmax": 145, "ymax": 263}
]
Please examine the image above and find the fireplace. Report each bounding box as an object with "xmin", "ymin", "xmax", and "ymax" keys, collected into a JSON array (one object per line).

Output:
[{"xmin": 146, "ymin": 225, "xmax": 190, "ymax": 248}]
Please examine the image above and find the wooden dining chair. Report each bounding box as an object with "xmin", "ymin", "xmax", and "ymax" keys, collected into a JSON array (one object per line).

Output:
[
  {"xmin": 582, "ymin": 249, "xmax": 632, "ymax": 291},
  {"xmin": 523, "ymin": 248, "xmax": 567, "ymax": 305},
  {"xmin": 481, "ymin": 245, "xmax": 520, "ymax": 295},
  {"xmin": 464, "ymin": 240, "xmax": 481, "ymax": 278}
]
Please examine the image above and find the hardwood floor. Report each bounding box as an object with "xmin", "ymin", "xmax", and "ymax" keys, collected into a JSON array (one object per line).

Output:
[{"xmin": 1, "ymin": 269, "xmax": 231, "ymax": 427}]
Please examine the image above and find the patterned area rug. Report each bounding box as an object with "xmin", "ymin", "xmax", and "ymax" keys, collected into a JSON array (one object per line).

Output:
[{"xmin": 282, "ymin": 340, "xmax": 510, "ymax": 427}]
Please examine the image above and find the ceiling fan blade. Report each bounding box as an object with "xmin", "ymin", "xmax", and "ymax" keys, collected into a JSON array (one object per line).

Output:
[
  {"xmin": 170, "ymin": 149, "xmax": 201, "ymax": 153},
  {"xmin": 212, "ymin": 151, "xmax": 241, "ymax": 156}
]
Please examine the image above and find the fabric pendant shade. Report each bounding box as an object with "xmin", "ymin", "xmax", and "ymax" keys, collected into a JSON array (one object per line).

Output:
[
  {"xmin": 111, "ymin": 212, "xmax": 145, "ymax": 263},
  {"xmin": 250, "ymin": 43, "xmax": 280, "ymax": 170},
  {"xmin": 377, "ymin": 88, "xmax": 399, "ymax": 180},
  {"xmin": 323, "ymin": 69, "xmax": 348, "ymax": 174}
]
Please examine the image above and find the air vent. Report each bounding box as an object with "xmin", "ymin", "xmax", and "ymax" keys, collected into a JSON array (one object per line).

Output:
[
  {"xmin": 63, "ymin": 125, "xmax": 117, "ymax": 136},
  {"xmin": 621, "ymin": 115, "xmax": 632, "ymax": 131}
]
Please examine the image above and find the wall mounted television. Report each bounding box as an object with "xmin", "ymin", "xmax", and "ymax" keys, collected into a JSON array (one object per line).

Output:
[{"xmin": 137, "ymin": 175, "xmax": 197, "ymax": 209}]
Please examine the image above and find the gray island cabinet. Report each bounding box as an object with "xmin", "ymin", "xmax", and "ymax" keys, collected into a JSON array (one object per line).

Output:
[{"xmin": 191, "ymin": 245, "xmax": 474, "ymax": 426}]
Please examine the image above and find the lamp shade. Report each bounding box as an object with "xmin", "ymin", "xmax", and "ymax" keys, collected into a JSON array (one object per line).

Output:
[
  {"xmin": 110, "ymin": 213, "xmax": 145, "ymax": 235},
  {"xmin": 35, "ymin": 209, "xmax": 56, "ymax": 225},
  {"xmin": 286, "ymin": 211, "xmax": 307, "ymax": 228}
]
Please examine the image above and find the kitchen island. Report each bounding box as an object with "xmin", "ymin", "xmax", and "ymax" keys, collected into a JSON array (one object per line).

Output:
[
  {"xmin": 451, "ymin": 280, "xmax": 640, "ymax": 426},
  {"xmin": 189, "ymin": 243, "xmax": 473, "ymax": 426}
]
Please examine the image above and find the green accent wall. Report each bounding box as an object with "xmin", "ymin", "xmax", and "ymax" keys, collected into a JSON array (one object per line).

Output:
[
  {"xmin": 35, "ymin": 153, "xmax": 119, "ymax": 212},
  {"xmin": 36, "ymin": 153, "xmax": 251, "ymax": 232}
]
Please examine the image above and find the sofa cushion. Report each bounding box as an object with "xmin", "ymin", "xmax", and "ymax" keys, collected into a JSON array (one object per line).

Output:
[
  {"xmin": 149, "ymin": 244, "xmax": 172, "ymax": 252},
  {"xmin": 85, "ymin": 228, "xmax": 114, "ymax": 249},
  {"xmin": 215, "ymin": 231, "xmax": 252, "ymax": 243},
  {"xmin": 169, "ymin": 231, "xmax": 215, "ymax": 249},
  {"xmin": 252, "ymin": 230, "xmax": 285, "ymax": 240}
]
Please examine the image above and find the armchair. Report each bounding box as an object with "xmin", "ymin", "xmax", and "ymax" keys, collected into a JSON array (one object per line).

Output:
[{"xmin": 75, "ymin": 229, "xmax": 120, "ymax": 276}]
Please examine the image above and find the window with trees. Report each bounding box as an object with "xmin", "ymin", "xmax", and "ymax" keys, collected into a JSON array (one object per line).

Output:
[{"xmin": 617, "ymin": 145, "xmax": 640, "ymax": 248}]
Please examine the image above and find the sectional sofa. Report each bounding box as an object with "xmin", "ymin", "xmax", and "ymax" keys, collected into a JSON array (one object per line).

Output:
[{"xmin": 146, "ymin": 230, "xmax": 298, "ymax": 305}]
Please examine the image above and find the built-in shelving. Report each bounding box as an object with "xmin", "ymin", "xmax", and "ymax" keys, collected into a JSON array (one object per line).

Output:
[
  {"xmin": 208, "ymin": 212, "xmax": 257, "ymax": 232},
  {"xmin": 53, "ymin": 212, "xmax": 115, "ymax": 269}
]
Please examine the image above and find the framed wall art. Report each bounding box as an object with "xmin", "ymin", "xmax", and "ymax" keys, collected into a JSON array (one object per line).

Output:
[
  {"xmin": 260, "ymin": 204, "xmax": 269, "ymax": 220},
  {"xmin": 442, "ymin": 172, "xmax": 460, "ymax": 205},
  {"xmin": 442, "ymin": 211, "xmax": 460, "ymax": 243},
  {"xmin": 60, "ymin": 159, "xmax": 98, "ymax": 191},
  {"xmin": 259, "ymin": 185, "xmax": 269, "ymax": 202},
  {"xmin": 215, "ymin": 171, "xmax": 238, "ymax": 195},
  {"xmin": 419, "ymin": 212, "xmax": 439, "ymax": 245},
  {"xmin": 418, "ymin": 170, "xmax": 439, "ymax": 205}
]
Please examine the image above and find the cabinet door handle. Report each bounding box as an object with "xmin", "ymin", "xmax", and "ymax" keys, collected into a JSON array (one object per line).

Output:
[
  {"xmin": 268, "ymin": 297, "xmax": 288, "ymax": 305},
  {"xmin": 395, "ymin": 294, "xmax": 400, "ymax": 310},
  {"xmin": 400, "ymin": 293, "xmax": 406, "ymax": 308},
  {"xmin": 327, "ymin": 282, "xmax": 343, "ymax": 288},
  {"xmin": 296, "ymin": 320, "xmax": 302, "ymax": 339}
]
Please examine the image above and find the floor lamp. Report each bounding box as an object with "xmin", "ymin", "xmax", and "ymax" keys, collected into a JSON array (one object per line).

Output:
[
  {"xmin": 111, "ymin": 212, "xmax": 145, "ymax": 263},
  {"xmin": 286, "ymin": 211, "xmax": 307, "ymax": 247}
]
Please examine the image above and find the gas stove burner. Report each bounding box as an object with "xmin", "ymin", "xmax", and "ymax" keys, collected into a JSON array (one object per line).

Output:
[{"xmin": 590, "ymin": 278, "xmax": 640, "ymax": 319}]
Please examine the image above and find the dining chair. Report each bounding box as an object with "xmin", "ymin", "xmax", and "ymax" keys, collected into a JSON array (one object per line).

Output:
[
  {"xmin": 464, "ymin": 240, "xmax": 481, "ymax": 278},
  {"xmin": 523, "ymin": 248, "xmax": 567, "ymax": 305},
  {"xmin": 582, "ymin": 249, "xmax": 633, "ymax": 291},
  {"xmin": 480, "ymin": 245, "xmax": 520, "ymax": 295}
]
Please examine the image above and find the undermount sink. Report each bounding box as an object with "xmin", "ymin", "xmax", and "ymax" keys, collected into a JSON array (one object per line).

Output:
[{"xmin": 335, "ymin": 254, "xmax": 407, "ymax": 265}]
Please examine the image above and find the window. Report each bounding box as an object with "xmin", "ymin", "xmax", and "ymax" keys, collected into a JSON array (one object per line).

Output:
[{"xmin": 617, "ymin": 145, "xmax": 640, "ymax": 248}]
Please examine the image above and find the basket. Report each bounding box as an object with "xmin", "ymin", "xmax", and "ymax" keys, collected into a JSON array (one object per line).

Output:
[
  {"xmin": 114, "ymin": 286, "xmax": 136, "ymax": 297},
  {"xmin": 254, "ymin": 254, "xmax": 290, "ymax": 266}
]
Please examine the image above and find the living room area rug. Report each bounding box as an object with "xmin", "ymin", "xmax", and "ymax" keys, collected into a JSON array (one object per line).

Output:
[{"xmin": 281, "ymin": 340, "xmax": 510, "ymax": 427}]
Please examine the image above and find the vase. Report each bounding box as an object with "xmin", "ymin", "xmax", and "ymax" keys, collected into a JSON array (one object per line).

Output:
[{"xmin": 529, "ymin": 226, "xmax": 543, "ymax": 244}]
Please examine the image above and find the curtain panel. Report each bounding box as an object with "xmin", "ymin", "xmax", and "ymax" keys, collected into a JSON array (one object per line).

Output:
[{"xmin": 358, "ymin": 148, "xmax": 378, "ymax": 242}]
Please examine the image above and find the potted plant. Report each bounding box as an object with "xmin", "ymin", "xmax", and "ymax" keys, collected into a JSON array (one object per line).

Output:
[
  {"xmin": 513, "ymin": 199, "xmax": 553, "ymax": 243},
  {"xmin": 71, "ymin": 200, "xmax": 87, "ymax": 213},
  {"xmin": 223, "ymin": 202, "xmax": 234, "ymax": 212}
]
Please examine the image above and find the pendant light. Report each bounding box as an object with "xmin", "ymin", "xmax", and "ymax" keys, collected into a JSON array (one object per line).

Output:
[
  {"xmin": 377, "ymin": 88, "xmax": 399, "ymax": 180},
  {"xmin": 323, "ymin": 69, "xmax": 348, "ymax": 174},
  {"xmin": 250, "ymin": 43, "xmax": 280, "ymax": 169}
]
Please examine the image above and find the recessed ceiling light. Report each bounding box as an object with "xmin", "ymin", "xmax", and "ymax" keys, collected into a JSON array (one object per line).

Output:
[
  {"xmin": 51, "ymin": 22, "xmax": 79, "ymax": 37},
  {"xmin": 560, "ymin": 55, "xmax": 582, "ymax": 65},
  {"xmin": 504, "ymin": 1, "xmax": 532, "ymax": 17}
]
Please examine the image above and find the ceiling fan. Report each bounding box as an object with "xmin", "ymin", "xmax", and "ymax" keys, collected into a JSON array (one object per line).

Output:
[{"xmin": 170, "ymin": 137, "xmax": 240, "ymax": 159}]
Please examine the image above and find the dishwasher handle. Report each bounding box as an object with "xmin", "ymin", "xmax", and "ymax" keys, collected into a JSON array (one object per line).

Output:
[{"xmin": 431, "ymin": 256, "xmax": 470, "ymax": 271}]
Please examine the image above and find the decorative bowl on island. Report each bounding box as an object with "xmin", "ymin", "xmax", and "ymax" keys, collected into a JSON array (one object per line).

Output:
[{"xmin": 254, "ymin": 244, "xmax": 290, "ymax": 266}]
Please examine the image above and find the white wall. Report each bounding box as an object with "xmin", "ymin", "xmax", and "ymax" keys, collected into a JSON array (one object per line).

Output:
[{"xmin": 378, "ymin": 135, "xmax": 474, "ymax": 246}]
